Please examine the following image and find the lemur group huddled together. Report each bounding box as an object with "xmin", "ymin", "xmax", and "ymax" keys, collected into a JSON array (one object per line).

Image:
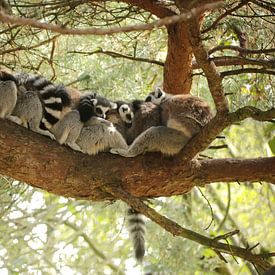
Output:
[{"xmin": 0, "ymin": 69, "xmax": 213, "ymax": 262}]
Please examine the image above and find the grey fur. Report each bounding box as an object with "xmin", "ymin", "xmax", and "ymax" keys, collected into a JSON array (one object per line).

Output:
[
  {"xmin": 50, "ymin": 110, "xmax": 83, "ymax": 152},
  {"xmin": 111, "ymin": 126, "xmax": 190, "ymax": 157},
  {"xmin": 51, "ymin": 95, "xmax": 128, "ymax": 153},
  {"xmin": 126, "ymin": 101, "xmax": 161, "ymax": 144},
  {"xmin": 11, "ymin": 90, "xmax": 55, "ymax": 139},
  {"xmin": 0, "ymin": 80, "xmax": 19, "ymax": 122},
  {"xmin": 111, "ymin": 88, "xmax": 213, "ymax": 157},
  {"xmin": 76, "ymin": 117, "xmax": 128, "ymax": 155}
]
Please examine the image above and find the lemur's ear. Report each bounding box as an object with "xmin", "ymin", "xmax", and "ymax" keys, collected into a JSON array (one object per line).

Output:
[
  {"xmin": 156, "ymin": 87, "xmax": 165, "ymax": 98},
  {"xmin": 110, "ymin": 102, "xmax": 117, "ymax": 109},
  {"xmin": 90, "ymin": 98, "xmax": 97, "ymax": 106}
]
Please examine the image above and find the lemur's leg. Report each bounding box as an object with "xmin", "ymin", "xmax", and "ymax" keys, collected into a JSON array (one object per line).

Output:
[
  {"xmin": 29, "ymin": 118, "xmax": 56, "ymax": 140},
  {"xmin": 110, "ymin": 126, "xmax": 188, "ymax": 157},
  {"xmin": 6, "ymin": 115, "xmax": 23, "ymax": 125},
  {"xmin": 108, "ymin": 126, "xmax": 128, "ymax": 151}
]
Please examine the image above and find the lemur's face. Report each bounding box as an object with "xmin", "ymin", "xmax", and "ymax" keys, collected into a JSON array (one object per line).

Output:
[
  {"xmin": 118, "ymin": 104, "xmax": 134, "ymax": 126},
  {"xmin": 91, "ymin": 98, "xmax": 117, "ymax": 119},
  {"xmin": 145, "ymin": 88, "xmax": 166, "ymax": 105}
]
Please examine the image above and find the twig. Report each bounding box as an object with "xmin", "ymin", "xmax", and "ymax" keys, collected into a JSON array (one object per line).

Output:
[
  {"xmin": 209, "ymin": 45, "xmax": 275, "ymax": 55},
  {"xmin": 69, "ymin": 49, "xmax": 164, "ymax": 66},
  {"xmin": 0, "ymin": 3, "xmax": 223, "ymax": 36},
  {"xmin": 202, "ymin": 0, "xmax": 250, "ymax": 33},
  {"xmin": 221, "ymin": 68, "xmax": 275, "ymax": 78},
  {"xmin": 197, "ymin": 187, "xmax": 215, "ymax": 230},
  {"xmin": 217, "ymin": 183, "xmax": 231, "ymax": 231}
]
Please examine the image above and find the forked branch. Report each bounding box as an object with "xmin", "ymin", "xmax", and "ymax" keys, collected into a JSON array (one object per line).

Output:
[{"xmin": 102, "ymin": 184, "xmax": 273, "ymax": 271}]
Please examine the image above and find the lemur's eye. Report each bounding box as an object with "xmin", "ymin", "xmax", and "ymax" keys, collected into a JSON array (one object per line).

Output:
[
  {"xmin": 145, "ymin": 96, "xmax": 151, "ymax": 102},
  {"xmin": 96, "ymin": 107, "xmax": 103, "ymax": 115},
  {"xmin": 122, "ymin": 107, "xmax": 128, "ymax": 112},
  {"xmin": 126, "ymin": 114, "xmax": 132, "ymax": 121},
  {"xmin": 158, "ymin": 91, "xmax": 162, "ymax": 98}
]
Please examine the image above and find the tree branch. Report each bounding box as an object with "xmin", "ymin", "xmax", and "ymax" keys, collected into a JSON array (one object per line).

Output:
[
  {"xmin": 221, "ymin": 68, "xmax": 275, "ymax": 77},
  {"xmin": 102, "ymin": 184, "xmax": 273, "ymax": 271},
  {"xmin": 120, "ymin": 0, "xmax": 176, "ymax": 18},
  {"xmin": 186, "ymin": 8, "xmax": 229, "ymax": 113},
  {"xmin": 0, "ymin": 3, "xmax": 222, "ymax": 36},
  {"xmin": 0, "ymin": 118, "xmax": 274, "ymax": 202},
  {"xmin": 209, "ymin": 45, "xmax": 275, "ymax": 55}
]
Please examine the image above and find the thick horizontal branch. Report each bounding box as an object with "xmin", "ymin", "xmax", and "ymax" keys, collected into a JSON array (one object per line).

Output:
[
  {"xmin": 0, "ymin": 3, "xmax": 222, "ymax": 36},
  {"xmin": 0, "ymin": 119, "xmax": 274, "ymax": 202}
]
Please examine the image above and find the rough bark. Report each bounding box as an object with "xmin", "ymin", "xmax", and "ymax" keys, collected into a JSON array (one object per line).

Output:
[
  {"xmin": 0, "ymin": 120, "xmax": 274, "ymax": 201},
  {"xmin": 164, "ymin": 23, "xmax": 193, "ymax": 94}
]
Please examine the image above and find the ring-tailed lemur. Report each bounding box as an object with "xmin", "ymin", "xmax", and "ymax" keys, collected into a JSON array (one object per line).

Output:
[
  {"xmin": 51, "ymin": 92, "xmax": 118, "ymax": 152},
  {"xmin": 75, "ymin": 99, "xmax": 135, "ymax": 155},
  {"xmin": 106, "ymin": 100, "xmax": 134, "ymax": 141},
  {"xmin": 0, "ymin": 71, "xmax": 71, "ymax": 139},
  {"xmin": 126, "ymin": 99, "xmax": 162, "ymax": 144},
  {"xmin": 110, "ymin": 87, "xmax": 213, "ymax": 157}
]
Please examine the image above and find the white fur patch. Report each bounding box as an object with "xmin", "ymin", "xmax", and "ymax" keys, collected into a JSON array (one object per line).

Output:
[
  {"xmin": 45, "ymin": 107, "xmax": 61, "ymax": 118},
  {"xmin": 44, "ymin": 97, "xmax": 62, "ymax": 104},
  {"xmin": 167, "ymin": 118, "xmax": 193, "ymax": 137}
]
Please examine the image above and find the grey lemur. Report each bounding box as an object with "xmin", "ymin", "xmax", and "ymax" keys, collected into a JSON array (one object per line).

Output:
[
  {"xmin": 110, "ymin": 87, "xmax": 213, "ymax": 157},
  {"xmin": 51, "ymin": 95, "xmax": 134, "ymax": 155},
  {"xmin": 75, "ymin": 99, "xmax": 134, "ymax": 155},
  {"xmin": 0, "ymin": 71, "xmax": 71, "ymax": 139}
]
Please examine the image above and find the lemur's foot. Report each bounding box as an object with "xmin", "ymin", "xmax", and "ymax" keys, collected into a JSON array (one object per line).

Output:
[
  {"xmin": 110, "ymin": 148, "xmax": 136, "ymax": 157},
  {"xmin": 7, "ymin": 115, "xmax": 23, "ymax": 125}
]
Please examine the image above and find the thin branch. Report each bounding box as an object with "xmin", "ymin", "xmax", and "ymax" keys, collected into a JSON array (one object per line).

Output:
[
  {"xmin": 197, "ymin": 187, "xmax": 215, "ymax": 230},
  {"xmin": 0, "ymin": 34, "xmax": 60, "ymax": 55},
  {"xmin": 186, "ymin": 9, "xmax": 229, "ymax": 113},
  {"xmin": 178, "ymin": 107, "xmax": 275, "ymax": 162},
  {"xmin": 193, "ymin": 56, "xmax": 275, "ymax": 69},
  {"xmin": 69, "ymin": 49, "xmax": 164, "ymax": 66},
  {"xmin": 0, "ymin": 3, "xmax": 223, "ymax": 36},
  {"xmin": 57, "ymin": 219, "xmax": 125, "ymax": 275},
  {"xmin": 102, "ymin": 184, "xmax": 273, "ymax": 271},
  {"xmin": 120, "ymin": 0, "xmax": 176, "ymax": 18},
  {"xmin": 202, "ymin": 0, "xmax": 250, "ymax": 33},
  {"xmin": 221, "ymin": 68, "xmax": 275, "ymax": 77},
  {"xmin": 217, "ymin": 184, "xmax": 231, "ymax": 231},
  {"xmin": 209, "ymin": 46, "xmax": 275, "ymax": 56}
]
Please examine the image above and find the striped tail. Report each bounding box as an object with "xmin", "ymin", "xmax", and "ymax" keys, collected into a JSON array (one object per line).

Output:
[
  {"xmin": 77, "ymin": 93, "xmax": 97, "ymax": 122},
  {"xmin": 127, "ymin": 208, "xmax": 146, "ymax": 262},
  {"xmin": 39, "ymin": 84, "xmax": 71, "ymax": 130}
]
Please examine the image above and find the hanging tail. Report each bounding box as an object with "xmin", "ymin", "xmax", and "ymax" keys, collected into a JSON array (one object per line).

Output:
[{"xmin": 127, "ymin": 208, "xmax": 146, "ymax": 262}]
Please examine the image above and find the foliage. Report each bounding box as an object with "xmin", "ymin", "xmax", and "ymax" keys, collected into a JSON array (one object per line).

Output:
[{"xmin": 0, "ymin": 0, "xmax": 274, "ymax": 274}]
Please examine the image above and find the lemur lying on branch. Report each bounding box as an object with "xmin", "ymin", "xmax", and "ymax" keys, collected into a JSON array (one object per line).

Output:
[{"xmin": 0, "ymin": 69, "xmax": 213, "ymax": 263}]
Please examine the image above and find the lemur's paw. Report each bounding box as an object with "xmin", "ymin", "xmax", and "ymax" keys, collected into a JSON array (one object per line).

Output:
[
  {"xmin": 110, "ymin": 148, "xmax": 120, "ymax": 155},
  {"xmin": 110, "ymin": 148, "xmax": 135, "ymax": 157},
  {"xmin": 7, "ymin": 116, "xmax": 22, "ymax": 125}
]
